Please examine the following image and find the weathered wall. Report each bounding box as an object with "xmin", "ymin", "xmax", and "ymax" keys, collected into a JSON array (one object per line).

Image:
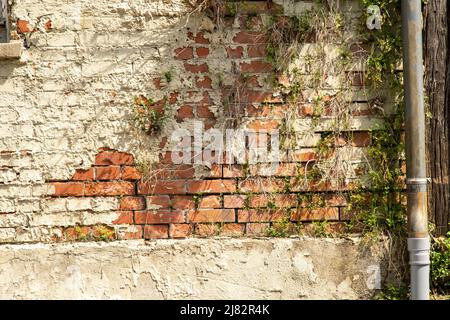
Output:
[
  {"xmin": 0, "ymin": 238, "xmax": 386, "ymax": 299},
  {"xmin": 0, "ymin": 0, "xmax": 386, "ymax": 243}
]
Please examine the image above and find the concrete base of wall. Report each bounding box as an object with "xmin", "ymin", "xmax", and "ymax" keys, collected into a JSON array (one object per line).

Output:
[{"xmin": 0, "ymin": 237, "xmax": 388, "ymax": 299}]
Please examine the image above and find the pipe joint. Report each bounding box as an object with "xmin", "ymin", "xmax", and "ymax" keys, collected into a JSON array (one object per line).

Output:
[{"xmin": 408, "ymin": 237, "xmax": 430, "ymax": 266}]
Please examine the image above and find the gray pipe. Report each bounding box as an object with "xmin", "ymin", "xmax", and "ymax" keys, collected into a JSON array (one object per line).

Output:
[{"xmin": 400, "ymin": 0, "xmax": 430, "ymax": 300}]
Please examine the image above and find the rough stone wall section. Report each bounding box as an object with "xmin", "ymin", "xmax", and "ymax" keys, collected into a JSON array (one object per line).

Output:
[{"xmin": 0, "ymin": 0, "xmax": 380, "ymax": 243}]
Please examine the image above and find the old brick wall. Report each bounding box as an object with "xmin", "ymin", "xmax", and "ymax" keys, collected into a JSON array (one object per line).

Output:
[{"xmin": 0, "ymin": 0, "xmax": 385, "ymax": 243}]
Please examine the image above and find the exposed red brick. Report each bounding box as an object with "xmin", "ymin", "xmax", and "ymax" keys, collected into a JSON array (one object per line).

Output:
[
  {"xmin": 238, "ymin": 209, "xmax": 287, "ymax": 222},
  {"xmin": 95, "ymin": 166, "xmax": 121, "ymax": 180},
  {"xmin": 247, "ymin": 44, "xmax": 267, "ymax": 57},
  {"xmin": 184, "ymin": 62, "xmax": 209, "ymax": 73},
  {"xmin": 95, "ymin": 151, "xmax": 134, "ymax": 166},
  {"xmin": 144, "ymin": 225, "xmax": 169, "ymax": 239},
  {"xmin": 291, "ymin": 208, "xmax": 339, "ymax": 221},
  {"xmin": 113, "ymin": 211, "xmax": 134, "ymax": 224},
  {"xmin": 210, "ymin": 164, "xmax": 222, "ymax": 178},
  {"xmin": 287, "ymin": 150, "xmax": 318, "ymax": 162},
  {"xmin": 195, "ymin": 224, "xmax": 219, "ymax": 237},
  {"xmin": 223, "ymin": 195, "xmax": 245, "ymax": 208},
  {"xmin": 170, "ymin": 224, "xmax": 193, "ymax": 238},
  {"xmin": 135, "ymin": 210, "xmax": 185, "ymax": 224},
  {"xmin": 223, "ymin": 165, "xmax": 245, "ymax": 178},
  {"xmin": 177, "ymin": 105, "xmax": 195, "ymax": 121},
  {"xmin": 53, "ymin": 182, "xmax": 84, "ymax": 197},
  {"xmin": 246, "ymin": 223, "xmax": 269, "ymax": 236},
  {"xmin": 196, "ymin": 76, "xmax": 212, "ymax": 89},
  {"xmin": 122, "ymin": 226, "xmax": 143, "ymax": 240},
  {"xmin": 153, "ymin": 77, "xmax": 164, "ymax": 89},
  {"xmin": 16, "ymin": 19, "xmax": 31, "ymax": 33},
  {"xmin": 240, "ymin": 60, "xmax": 272, "ymax": 73},
  {"xmin": 196, "ymin": 105, "xmax": 215, "ymax": 118},
  {"xmin": 85, "ymin": 182, "xmax": 135, "ymax": 196},
  {"xmin": 186, "ymin": 180, "xmax": 236, "ymax": 194},
  {"xmin": 187, "ymin": 32, "xmax": 210, "ymax": 44},
  {"xmin": 171, "ymin": 195, "xmax": 195, "ymax": 209},
  {"xmin": 72, "ymin": 168, "xmax": 94, "ymax": 181},
  {"xmin": 120, "ymin": 196, "xmax": 146, "ymax": 210},
  {"xmin": 233, "ymin": 31, "xmax": 268, "ymax": 44},
  {"xmin": 241, "ymin": 90, "xmax": 281, "ymax": 103},
  {"xmin": 238, "ymin": 178, "xmax": 285, "ymax": 193},
  {"xmin": 226, "ymin": 46, "xmax": 244, "ymax": 58},
  {"xmin": 246, "ymin": 120, "xmax": 280, "ymax": 131},
  {"xmin": 174, "ymin": 47, "xmax": 194, "ymax": 60},
  {"xmin": 196, "ymin": 47, "xmax": 210, "ymax": 58},
  {"xmin": 220, "ymin": 223, "xmax": 245, "ymax": 236},
  {"xmin": 147, "ymin": 195, "xmax": 171, "ymax": 209},
  {"xmin": 352, "ymin": 131, "xmax": 371, "ymax": 147},
  {"xmin": 122, "ymin": 166, "xmax": 142, "ymax": 180},
  {"xmin": 187, "ymin": 209, "xmax": 235, "ymax": 223},
  {"xmin": 44, "ymin": 19, "xmax": 52, "ymax": 31},
  {"xmin": 138, "ymin": 180, "xmax": 186, "ymax": 195}
]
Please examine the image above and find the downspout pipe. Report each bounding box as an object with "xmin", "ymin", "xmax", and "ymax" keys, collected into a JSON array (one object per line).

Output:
[{"xmin": 400, "ymin": 0, "xmax": 430, "ymax": 300}]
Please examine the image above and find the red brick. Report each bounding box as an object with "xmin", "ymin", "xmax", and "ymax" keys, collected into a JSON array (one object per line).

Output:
[
  {"xmin": 240, "ymin": 60, "xmax": 272, "ymax": 73},
  {"xmin": 95, "ymin": 166, "xmax": 121, "ymax": 180},
  {"xmin": 120, "ymin": 196, "xmax": 146, "ymax": 210},
  {"xmin": 238, "ymin": 209, "xmax": 287, "ymax": 222},
  {"xmin": 187, "ymin": 32, "xmax": 210, "ymax": 44},
  {"xmin": 122, "ymin": 166, "xmax": 142, "ymax": 180},
  {"xmin": 184, "ymin": 62, "xmax": 209, "ymax": 73},
  {"xmin": 210, "ymin": 164, "xmax": 222, "ymax": 178},
  {"xmin": 223, "ymin": 195, "xmax": 245, "ymax": 208},
  {"xmin": 113, "ymin": 211, "xmax": 134, "ymax": 224},
  {"xmin": 170, "ymin": 224, "xmax": 192, "ymax": 238},
  {"xmin": 196, "ymin": 47, "xmax": 210, "ymax": 58},
  {"xmin": 174, "ymin": 47, "xmax": 194, "ymax": 60},
  {"xmin": 177, "ymin": 105, "xmax": 195, "ymax": 121},
  {"xmin": 53, "ymin": 182, "xmax": 84, "ymax": 196},
  {"xmin": 241, "ymin": 90, "xmax": 281, "ymax": 103},
  {"xmin": 199, "ymin": 195, "xmax": 222, "ymax": 208},
  {"xmin": 233, "ymin": 31, "xmax": 268, "ymax": 44},
  {"xmin": 195, "ymin": 224, "xmax": 219, "ymax": 237},
  {"xmin": 172, "ymin": 165, "xmax": 195, "ymax": 179},
  {"xmin": 226, "ymin": 46, "xmax": 244, "ymax": 58},
  {"xmin": 144, "ymin": 225, "xmax": 169, "ymax": 239},
  {"xmin": 72, "ymin": 168, "xmax": 94, "ymax": 181},
  {"xmin": 171, "ymin": 195, "xmax": 195, "ymax": 209},
  {"xmin": 186, "ymin": 180, "xmax": 236, "ymax": 194},
  {"xmin": 220, "ymin": 223, "xmax": 245, "ymax": 236},
  {"xmin": 246, "ymin": 223, "xmax": 269, "ymax": 236},
  {"xmin": 223, "ymin": 165, "xmax": 245, "ymax": 178},
  {"xmin": 287, "ymin": 150, "xmax": 318, "ymax": 162},
  {"xmin": 147, "ymin": 195, "xmax": 170, "ymax": 209},
  {"xmin": 16, "ymin": 19, "xmax": 31, "ymax": 33},
  {"xmin": 85, "ymin": 182, "xmax": 135, "ymax": 196},
  {"xmin": 196, "ymin": 76, "xmax": 212, "ymax": 89},
  {"xmin": 291, "ymin": 208, "xmax": 339, "ymax": 221},
  {"xmin": 95, "ymin": 151, "xmax": 134, "ymax": 166},
  {"xmin": 247, "ymin": 44, "xmax": 267, "ymax": 57},
  {"xmin": 247, "ymin": 120, "xmax": 280, "ymax": 131},
  {"xmin": 352, "ymin": 131, "xmax": 371, "ymax": 147},
  {"xmin": 122, "ymin": 226, "xmax": 143, "ymax": 240},
  {"xmin": 138, "ymin": 180, "xmax": 186, "ymax": 195},
  {"xmin": 135, "ymin": 210, "xmax": 185, "ymax": 224},
  {"xmin": 187, "ymin": 209, "xmax": 235, "ymax": 223},
  {"xmin": 197, "ymin": 105, "xmax": 215, "ymax": 118},
  {"xmin": 238, "ymin": 178, "xmax": 285, "ymax": 193}
]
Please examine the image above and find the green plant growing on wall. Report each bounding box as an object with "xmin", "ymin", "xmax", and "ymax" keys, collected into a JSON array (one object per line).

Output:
[
  {"xmin": 430, "ymin": 230, "xmax": 450, "ymax": 294},
  {"xmin": 132, "ymin": 95, "xmax": 168, "ymax": 135}
]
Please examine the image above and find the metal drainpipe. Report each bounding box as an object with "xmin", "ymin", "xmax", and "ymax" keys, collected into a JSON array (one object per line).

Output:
[{"xmin": 400, "ymin": 0, "xmax": 430, "ymax": 300}]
